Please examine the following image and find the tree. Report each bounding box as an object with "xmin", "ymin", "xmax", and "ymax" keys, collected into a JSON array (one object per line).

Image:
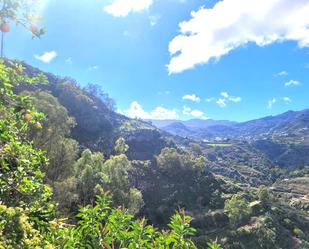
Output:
[
  {"xmin": 74, "ymin": 149, "xmax": 105, "ymax": 205},
  {"xmin": 73, "ymin": 147, "xmax": 143, "ymax": 214},
  {"xmin": 23, "ymin": 90, "xmax": 78, "ymax": 181},
  {"xmin": 189, "ymin": 142, "xmax": 202, "ymax": 155},
  {"xmin": 156, "ymin": 147, "xmax": 182, "ymax": 174},
  {"xmin": 207, "ymin": 240, "xmax": 223, "ymax": 249},
  {"xmin": 0, "ymin": 60, "xmax": 55, "ymax": 247},
  {"xmin": 0, "ymin": 0, "xmax": 45, "ymax": 57},
  {"xmin": 167, "ymin": 209, "xmax": 197, "ymax": 249},
  {"xmin": 147, "ymin": 147, "xmax": 222, "ymax": 225},
  {"xmin": 101, "ymin": 154, "xmax": 143, "ymax": 213},
  {"xmin": 224, "ymin": 193, "xmax": 251, "ymax": 227},
  {"xmin": 257, "ymin": 186, "xmax": 270, "ymax": 207},
  {"xmin": 64, "ymin": 194, "xmax": 199, "ymax": 249},
  {"xmin": 84, "ymin": 83, "xmax": 116, "ymax": 111},
  {"xmin": 115, "ymin": 136, "xmax": 129, "ymax": 154},
  {"xmin": 0, "ymin": 60, "xmax": 49, "ymax": 207}
]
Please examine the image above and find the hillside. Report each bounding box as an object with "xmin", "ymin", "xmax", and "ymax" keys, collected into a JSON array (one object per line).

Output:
[
  {"xmin": 15, "ymin": 61, "xmax": 309, "ymax": 183},
  {"xmin": 150, "ymin": 110, "xmax": 309, "ymax": 172},
  {"xmin": 14, "ymin": 61, "xmax": 179, "ymax": 161},
  {"xmin": 1, "ymin": 60, "xmax": 309, "ymax": 248}
]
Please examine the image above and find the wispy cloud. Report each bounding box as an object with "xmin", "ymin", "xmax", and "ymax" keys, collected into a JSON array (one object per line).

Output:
[
  {"xmin": 87, "ymin": 65, "xmax": 99, "ymax": 72},
  {"xmin": 167, "ymin": 1, "xmax": 309, "ymax": 74},
  {"xmin": 124, "ymin": 101, "xmax": 179, "ymax": 120},
  {"xmin": 284, "ymin": 80, "xmax": 300, "ymax": 87},
  {"xmin": 34, "ymin": 51, "xmax": 57, "ymax": 63},
  {"xmin": 104, "ymin": 0, "xmax": 153, "ymax": 17},
  {"xmin": 216, "ymin": 98, "xmax": 226, "ymax": 108},
  {"xmin": 149, "ymin": 15, "xmax": 161, "ymax": 26},
  {"xmin": 229, "ymin": 96, "xmax": 242, "ymax": 103},
  {"xmin": 275, "ymin": 71, "xmax": 288, "ymax": 76},
  {"xmin": 268, "ymin": 97, "xmax": 292, "ymax": 109},
  {"xmin": 282, "ymin": 97, "xmax": 292, "ymax": 103},
  {"xmin": 267, "ymin": 98, "xmax": 277, "ymax": 109},
  {"xmin": 205, "ymin": 97, "xmax": 215, "ymax": 103},
  {"xmin": 182, "ymin": 105, "xmax": 191, "ymax": 115},
  {"xmin": 182, "ymin": 94, "xmax": 201, "ymax": 103},
  {"xmin": 158, "ymin": 90, "xmax": 170, "ymax": 95},
  {"xmin": 215, "ymin": 91, "xmax": 241, "ymax": 107}
]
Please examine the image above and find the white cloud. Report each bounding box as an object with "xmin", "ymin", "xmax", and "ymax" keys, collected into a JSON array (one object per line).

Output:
[
  {"xmin": 190, "ymin": 110, "xmax": 205, "ymax": 118},
  {"xmin": 124, "ymin": 101, "xmax": 179, "ymax": 120},
  {"xmin": 34, "ymin": 51, "xmax": 57, "ymax": 63},
  {"xmin": 215, "ymin": 91, "xmax": 241, "ymax": 107},
  {"xmin": 182, "ymin": 94, "xmax": 201, "ymax": 102},
  {"xmin": 229, "ymin": 96, "xmax": 242, "ymax": 103},
  {"xmin": 125, "ymin": 101, "xmax": 151, "ymax": 119},
  {"xmin": 275, "ymin": 71, "xmax": 288, "ymax": 76},
  {"xmin": 149, "ymin": 15, "xmax": 161, "ymax": 26},
  {"xmin": 182, "ymin": 106, "xmax": 208, "ymax": 119},
  {"xmin": 117, "ymin": 109, "xmax": 125, "ymax": 115},
  {"xmin": 104, "ymin": 0, "xmax": 153, "ymax": 17},
  {"xmin": 151, "ymin": 107, "xmax": 179, "ymax": 119},
  {"xmin": 267, "ymin": 98, "xmax": 276, "ymax": 109},
  {"xmin": 167, "ymin": 0, "xmax": 309, "ymax": 74},
  {"xmin": 216, "ymin": 98, "xmax": 226, "ymax": 108},
  {"xmin": 220, "ymin": 92, "xmax": 229, "ymax": 98},
  {"xmin": 285, "ymin": 80, "xmax": 300, "ymax": 87},
  {"xmin": 282, "ymin": 97, "xmax": 292, "ymax": 103}
]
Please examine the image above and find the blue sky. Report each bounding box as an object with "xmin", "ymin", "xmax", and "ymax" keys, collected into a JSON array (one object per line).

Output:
[{"xmin": 5, "ymin": 0, "xmax": 309, "ymax": 121}]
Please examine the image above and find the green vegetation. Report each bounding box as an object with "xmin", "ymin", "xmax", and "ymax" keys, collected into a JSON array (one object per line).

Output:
[
  {"xmin": 208, "ymin": 143, "xmax": 232, "ymax": 147},
  {"xmin": 224, "ymin": 194, "xmax": 251, "ymax": 227},
  {"xmin": 3, "ymin": 51, "xmax": 309, "ymax": 248},
  {"xmin": 1, "ymin": 8, "xmax": 309, "ymax": 246},
  {"xmin": 2, "ymin": 57, "xmax": 309, "ymax": 248},
  {"xmin": 2, "ymin": 2, "xmax": 309, "ymax": 249},
  {"xmin": 0, "ymin": 60, "xmax": 226, "ymax": 248}
]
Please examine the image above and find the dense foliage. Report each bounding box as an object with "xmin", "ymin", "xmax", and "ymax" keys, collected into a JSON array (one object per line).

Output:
[
  {"xmin": 0, "ymin": 60, "xmax": 225, "ymax": 248},
  {"xmin": 0, "ymin": 0, "xmax": 45, "ymax": 36}
]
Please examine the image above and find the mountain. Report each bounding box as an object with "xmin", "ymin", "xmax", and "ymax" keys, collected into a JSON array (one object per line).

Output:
[
  {"xmin": 232, "ymin": 109, "xmax": 309, "ymax": 142},
  {"xmin": 15, "ymin": 61, "xmax": 177, "ymax": 161},
  {"xmin": 152, "ymin": 109, "xmax": 309, "ymax": 144},
  {"xmin": 148, "ymin": 118, "xmax": 236, "ymax": 129},
  {"xmin": 4, "ymin": 59, "xmax": 309, "ymax": 249}
]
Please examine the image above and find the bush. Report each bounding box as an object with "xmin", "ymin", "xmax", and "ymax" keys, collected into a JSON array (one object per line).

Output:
[
  {"xmin": 224, "ymin": 193, "xmax": 251, "ymax": 227},
  {"xmin": 293, "ymin": 227, "xmax": 305, "ymax": 239}
]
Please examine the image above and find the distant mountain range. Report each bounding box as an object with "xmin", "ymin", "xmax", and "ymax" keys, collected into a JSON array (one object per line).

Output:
[
  {"xmin": 147, "ymin": 109, "xmax": 309, "ymax": 143},
  {"xmin": 147, "ymin": 119, "xmax": 236, "ymax": 129}
]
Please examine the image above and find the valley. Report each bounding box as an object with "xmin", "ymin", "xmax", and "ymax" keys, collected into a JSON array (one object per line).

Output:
[{"xmin": 1, "ymin": 60, "xmax": 308, "ymax": 248}]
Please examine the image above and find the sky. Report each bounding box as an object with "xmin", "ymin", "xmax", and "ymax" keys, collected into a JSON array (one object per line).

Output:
[{"xmin": 5, "ymin": 0, "xmax": 309, "ymax": 122}]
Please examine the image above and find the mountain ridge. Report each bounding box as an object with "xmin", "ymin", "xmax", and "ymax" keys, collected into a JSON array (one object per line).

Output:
[{"xmin": 149, "ymin": 109, "xmax": 309, "ymax": 143}]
